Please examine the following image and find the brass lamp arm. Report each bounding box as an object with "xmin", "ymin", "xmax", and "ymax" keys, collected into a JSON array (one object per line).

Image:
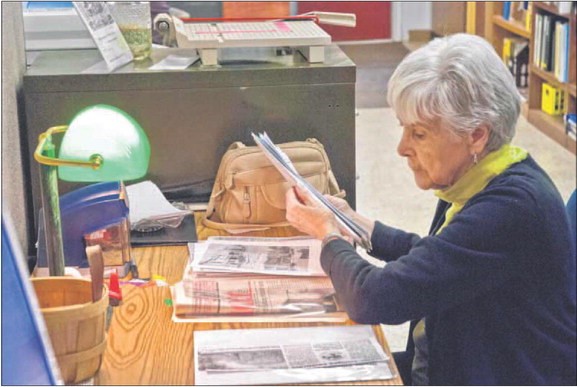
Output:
[{"xmin": 34, "ymin": 125, "xmax": 103, "ymax": 169}]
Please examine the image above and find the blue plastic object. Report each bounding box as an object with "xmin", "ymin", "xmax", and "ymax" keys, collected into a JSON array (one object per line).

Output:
[
  {"xmin": 2, "ymin": 218, "xmax": 61, "ymax": 385},
  {"xmin": 37, "ymin": 182, "xmax": 129, "ymax": 268}
]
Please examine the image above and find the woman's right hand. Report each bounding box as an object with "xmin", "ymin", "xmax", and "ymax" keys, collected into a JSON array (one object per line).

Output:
[
  {"xmin": 325, "ymin": 195, "xmax": 354, "ymax": 217},
  {"xmin": 285, "ymin": 186, "xmax": 341, "ymax": 240}
]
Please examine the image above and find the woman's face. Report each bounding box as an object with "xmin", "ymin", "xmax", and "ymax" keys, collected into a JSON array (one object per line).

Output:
[{"xmin": 397, "ymin": 122, "xmax": 475, "ymax": 190}]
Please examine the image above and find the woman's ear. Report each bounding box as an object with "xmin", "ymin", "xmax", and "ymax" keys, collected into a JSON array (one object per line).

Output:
[{"xmin": 469, "ymin": 125, "xmax": 490, "ymax": 155}]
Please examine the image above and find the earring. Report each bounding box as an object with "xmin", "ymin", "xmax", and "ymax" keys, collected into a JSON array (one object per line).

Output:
[{"xmin": 473, "ymin": 153, "xmax": 478, "ymax": 165}]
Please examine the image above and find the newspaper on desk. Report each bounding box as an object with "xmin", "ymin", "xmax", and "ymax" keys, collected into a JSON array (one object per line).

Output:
[
  {"xmin": 189, "ymin": 236, "xmax": 326, "ymax": 277},
  {"xmin": 171, "ymin": 275, "xmax": 345, "ymax": 323},
  {"xmin": 252, "ymin": 132, "xmax": 372, "ymax": 251},
  {"xmin": 194, "ymin": 325, "xmax": 394, "ymax": 385}
]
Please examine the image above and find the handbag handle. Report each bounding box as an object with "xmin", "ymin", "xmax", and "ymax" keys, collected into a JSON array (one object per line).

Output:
[{"xmin": 227, "ymin": 141, "xmax": 246, "ymax": 151}]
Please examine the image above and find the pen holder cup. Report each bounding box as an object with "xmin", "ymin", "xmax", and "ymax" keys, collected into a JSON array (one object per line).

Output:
[
  {"xmin": 31, "ymin": 277, "xmax": 109, "ymax": 384},
  {"xmin": 108, "ymin": 1, "xmax": 152, "ymax": 61}
]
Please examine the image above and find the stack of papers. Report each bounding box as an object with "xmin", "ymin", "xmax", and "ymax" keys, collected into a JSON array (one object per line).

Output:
[
  {"xmin": 171, "ymin": 236, "xmax": 347, "ymax": 323},
  {"xmin": 252, "ymin": 132, "xmax": 372, "ymax": 251},
  {"xmin": 126, "ymin": 181, "xmax": 190, "ymax": 231}
]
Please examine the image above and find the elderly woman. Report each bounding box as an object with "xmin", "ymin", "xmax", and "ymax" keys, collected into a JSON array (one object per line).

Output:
[{"xmin": 285, "ymin": 34, "xmax": 576, "ymax": 385}]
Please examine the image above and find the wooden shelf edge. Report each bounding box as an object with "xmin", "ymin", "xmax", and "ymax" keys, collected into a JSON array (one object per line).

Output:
[
  {"xmin": 527, "ymin": 109, "xmax": 576, "ymax": 155},
  {"xmin": 531, "ymin": 66, "xmax": 577, "ymax": 97},
  {"xmin": 533, "ymin": 2, "xmax": 574, "ymax": 19},
  {"xmin": 530, "ymin": 64, "xmax": 565, "ymax": 88},
  {"xmin": 492, "ymin": 15, "xmax": 531, "ymax": 38}
]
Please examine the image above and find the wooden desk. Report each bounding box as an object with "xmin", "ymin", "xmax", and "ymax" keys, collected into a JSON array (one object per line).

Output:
[{"xmin": 96, "ymin": 214, "xmax": 403, "ymax": 385}]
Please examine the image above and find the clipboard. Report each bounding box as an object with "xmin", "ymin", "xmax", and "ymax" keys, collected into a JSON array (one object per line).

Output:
[{"xmin": 130, "ymin": 213, "xmax": 198, "ymax": 246}]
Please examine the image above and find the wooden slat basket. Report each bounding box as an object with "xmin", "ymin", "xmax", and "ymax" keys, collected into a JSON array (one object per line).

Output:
[{"xmin": 31, "ymin": 277, "xmax": 108, "ymax": 384}]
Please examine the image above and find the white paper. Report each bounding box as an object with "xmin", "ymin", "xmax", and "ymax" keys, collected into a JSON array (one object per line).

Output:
[
  {"xmin": 126, "ymin": 180, "xmax": 189, "ymax": 227},
  {"xmin": 148, "ymin": 54, "xmax": 199, "ymax": 70},
  {"xmin": 73, "ymin": 2, "xmax": 133, "ymax": 71},
  {"xmin": 194, "ymin": 325, "xmax": 394, "ymax": 385}
]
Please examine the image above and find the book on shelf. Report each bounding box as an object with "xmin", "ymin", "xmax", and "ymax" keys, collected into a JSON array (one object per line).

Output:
[
  {"xmin": 526, "ymin": 2, "xmax": 533, "ymax": 32},
  {"xmin": 534, "ymin": 13, "xmax": 543, "ymax": 66},
  {"xmin": 553, "ymin": 20, "xmax": 569, "ymax": 82},
  {"xmin": 503, "ymin": 37, "xmax": 529, "ymax": 88},
  {"xmin": 541, "ymin": 14, "xmax": 554, "ymax": 71},
  {"xmin": 542, "ymin": 82, "xmax": 566, "ymax": 115},
  {"xmin": 503, "ymin": 1, "xmax": 512, "ymax": 20},
  {"xmin": 559, "ymin": 22, "xmax": 571, "ymax": 82}
]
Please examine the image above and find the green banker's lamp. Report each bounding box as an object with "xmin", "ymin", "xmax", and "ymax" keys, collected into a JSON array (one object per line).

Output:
[{"xmin": 34, "ymin": 104, "xmax": 151, "ymax": 276}]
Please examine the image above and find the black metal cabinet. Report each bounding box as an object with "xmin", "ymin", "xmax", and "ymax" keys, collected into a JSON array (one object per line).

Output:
[{"xmin": 23, "ymin": 46, "xmax": 356, "ymax": 251}]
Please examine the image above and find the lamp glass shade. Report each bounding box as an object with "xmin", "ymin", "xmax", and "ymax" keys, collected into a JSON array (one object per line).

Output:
[{"xmin": 58, "ymin": 105, "xmax": 150, "ymax": 182}]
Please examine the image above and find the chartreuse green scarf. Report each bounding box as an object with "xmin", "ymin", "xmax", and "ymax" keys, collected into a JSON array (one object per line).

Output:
[{"xmin": 434, "ymin": 144, "xmax": 528, "ymax": 234}]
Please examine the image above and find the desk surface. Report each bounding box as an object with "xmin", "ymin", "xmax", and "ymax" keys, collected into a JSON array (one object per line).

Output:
[{"xmin": 96, "ymin": 214, "xmax": 402, "ymax": 385}]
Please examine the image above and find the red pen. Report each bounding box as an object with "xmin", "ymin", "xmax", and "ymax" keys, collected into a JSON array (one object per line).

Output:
[{"xmin": 109, "ymin": 270, "xmax": 123, "ymax": 307}]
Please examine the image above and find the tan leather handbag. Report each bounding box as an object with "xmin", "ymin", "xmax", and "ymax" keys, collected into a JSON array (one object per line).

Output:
[{"xmin": 203, "ymin": 138, "xmax": 345, "ymax": 231}]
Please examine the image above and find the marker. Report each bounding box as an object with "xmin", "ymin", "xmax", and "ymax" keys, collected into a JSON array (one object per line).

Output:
[{"xmin": 109, "ymin": 270, "xmax": 123, "ymax": 307}]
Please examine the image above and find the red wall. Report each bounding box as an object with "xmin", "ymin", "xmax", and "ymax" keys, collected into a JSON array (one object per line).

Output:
[
  {"xmin": 222, "ymin": 2, "xmax": 290, "ymax": 18},
  {"xmin": 297, "ymin": 1, "xmax": 391, "ymax": 41}
]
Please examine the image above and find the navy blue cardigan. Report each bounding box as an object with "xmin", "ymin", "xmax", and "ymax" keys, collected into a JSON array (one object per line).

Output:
[{"xmin": 321, "ymin": 156, "xmax": 576, "ymax": 385}]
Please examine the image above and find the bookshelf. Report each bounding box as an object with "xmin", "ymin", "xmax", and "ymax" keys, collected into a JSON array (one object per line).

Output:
[
  {"xmin": 527, "ymin": 2, "xmax": 576, "ymax": 154},
  {"xmin": 484, "ymin": 2, "xmax": 531, "ymax": 64},
  {"xmin": 483, "ymin": 2, "xmax": 532, "ymax": 103},
  {"xmin": 481, "ymin": 2, "xmax": 576, "ymax": 155}
]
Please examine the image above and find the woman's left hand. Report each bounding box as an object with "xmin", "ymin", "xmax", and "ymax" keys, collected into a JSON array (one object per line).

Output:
[{"xmin": 285, "ymin": 185, "xmax": 341, "ymax": 240}]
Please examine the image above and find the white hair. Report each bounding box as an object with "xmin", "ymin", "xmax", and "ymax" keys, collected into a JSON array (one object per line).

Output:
[{"xmin": 387, "ymin": 33, "xmax": 521, "ymax": 151}]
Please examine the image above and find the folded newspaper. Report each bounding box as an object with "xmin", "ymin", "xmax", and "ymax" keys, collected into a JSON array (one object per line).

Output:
[
  {"xmin": 171, "ymin": 276, "xmax": 346, "ymax": 323},
  {"xmin": 194, "ymin": 325, "xmax": 394, "ymax": 385},
  {"xmin": 252, "ymin": 132, "xmax": 372, "ymax": 251}
]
